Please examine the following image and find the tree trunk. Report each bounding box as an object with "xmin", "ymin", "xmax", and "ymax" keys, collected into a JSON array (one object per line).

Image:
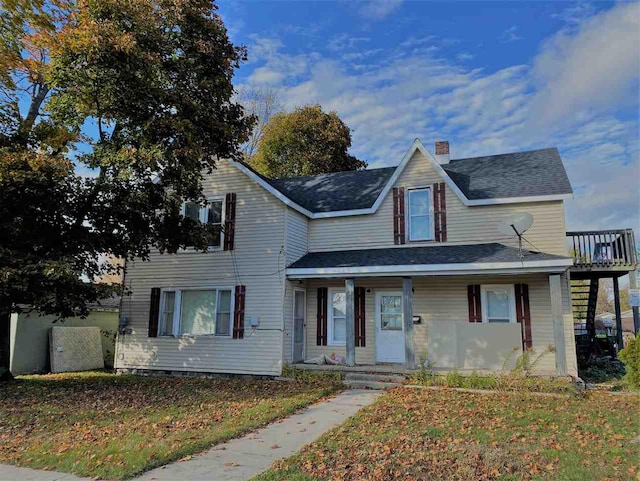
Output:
[{"xmin": 0, "ymin": 307, "xmax": 12, "ymax": 381}]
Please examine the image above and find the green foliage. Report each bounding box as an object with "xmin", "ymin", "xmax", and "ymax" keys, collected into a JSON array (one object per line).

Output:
[
  {"xmin": 249, "ymin": 104, "xmax": 366, "ymax": 177},
  {"xmin": 0, "ymin": 0, "xmax": 252, "ymax": 377},
  {"xmin": 618, "ymin": 333, "xmax": 640, "ymax": 389}
]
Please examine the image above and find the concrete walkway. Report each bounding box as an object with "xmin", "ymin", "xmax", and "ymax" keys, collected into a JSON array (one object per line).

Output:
[
  {"xmin": 0, "ymin": 389, "xmax": 381, "ymax": 481},
  {"xmin": 137, "ymin": 389, "xmax": 381, "ymax": 481}
]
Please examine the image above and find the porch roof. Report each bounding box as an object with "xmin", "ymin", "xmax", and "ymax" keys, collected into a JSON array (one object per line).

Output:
[{"xmin": 286, "ymin": 243, "xmax": 573, "ymax": 278}]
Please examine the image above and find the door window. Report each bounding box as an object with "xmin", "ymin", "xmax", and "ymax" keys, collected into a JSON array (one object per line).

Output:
[{"xmin": 380, "ymin": 295, "xmax": 402, "ymax": 330}]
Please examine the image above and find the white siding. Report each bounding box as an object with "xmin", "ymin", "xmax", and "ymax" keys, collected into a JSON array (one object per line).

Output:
[
  {"xmin": 285, "ymin": 208, "xmax": 308, "ymax": 264},
  {"xmin": 115, "ymin": 160, "xmax": 286, "ymax": 376},
  {"xmin": 308, "ymin": 150, "xmax": 568, "ymax": 256},
  {"xmin": 302, "ymin": 274, "xmax": 577, "ymax": 377}
]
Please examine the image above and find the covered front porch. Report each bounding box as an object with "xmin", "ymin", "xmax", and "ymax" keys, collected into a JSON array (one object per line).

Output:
[{"xmin": 287, "ymin": 244, "xmax": 576, "ymax": 377}]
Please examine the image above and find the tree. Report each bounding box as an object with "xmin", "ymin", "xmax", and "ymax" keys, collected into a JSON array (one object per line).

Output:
[
  {"xmin": 238, "ymin": 84, "xmax": 281, "ymax": 159},
  {"xmin": 249, "ymin": 104, "xmax": 366, "ymax": 178},
  {"xmin": 0, "ymin": 0, "xmax": 252, "ymax": 380}
]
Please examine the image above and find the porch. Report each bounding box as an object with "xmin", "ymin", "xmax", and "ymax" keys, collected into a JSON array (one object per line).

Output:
[{"xmin": 286, "ymin": 243, "xmax": 576, "ymax": 377}]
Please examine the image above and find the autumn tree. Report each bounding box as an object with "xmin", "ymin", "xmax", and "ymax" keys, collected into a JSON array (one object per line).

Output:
[
  {"xmin": 0, "ymin": 0, "xmax": 252, "ymax": 380},
  {"xmin": 250, "ymin": 104, "xmax": 366, "ymax": 177}
]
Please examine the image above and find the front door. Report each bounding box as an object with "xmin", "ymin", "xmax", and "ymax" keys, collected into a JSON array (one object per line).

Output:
[
  {"xmin": 375, "ymin": 291, "xmax": 405, "ymax": 363},
  {"xmin": 293, "ymin": 289, "xmax": 306, "ymax": 363}
]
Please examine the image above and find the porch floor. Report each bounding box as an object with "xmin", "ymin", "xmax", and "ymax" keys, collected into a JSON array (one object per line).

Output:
[{"xmin": 291, "ymin": 363, "xmax": 417, "ymax": 375}]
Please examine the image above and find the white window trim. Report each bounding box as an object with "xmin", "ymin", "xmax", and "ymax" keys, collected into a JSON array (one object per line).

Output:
[
  {"xmin": 328, "ymin": 288, "xmax": 346, "ymax": 346},
  {"xmin": 480, "ymin": 284, "xmax": 517, "ymax": 324},
  {"xmin": 159, "ymin": 286, "xmax": 235, "ymax": 337},
  {"xmin": 407, "ymin": 187, "xmax": 434, "ymax": 242},
  {"xmin": 179, "ymin": 195, "xmax": 226, "ymax": 253}
]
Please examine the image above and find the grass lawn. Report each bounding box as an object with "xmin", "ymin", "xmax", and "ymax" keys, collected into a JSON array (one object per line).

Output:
[
  {"xmin": 256, "ymin": 388, "xmax": 640, "ymax": 481},
  {"xmin": 0, "ymin": 370, "xmax": 342, "ymax": 480}
]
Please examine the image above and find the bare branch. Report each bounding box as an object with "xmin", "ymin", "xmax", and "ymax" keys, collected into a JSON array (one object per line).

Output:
[{"xmin": 237, "ymin": 84, "xmax": 282, "ymax": 159}]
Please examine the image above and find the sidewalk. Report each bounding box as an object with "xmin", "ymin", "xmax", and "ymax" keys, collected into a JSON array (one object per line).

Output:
[{"xmin": 0, "ymin": 389, "xmax": 382, "ymax": 481}]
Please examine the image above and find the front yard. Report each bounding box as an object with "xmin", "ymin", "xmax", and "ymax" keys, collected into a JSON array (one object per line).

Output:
[
  {"xmin": 256, "ymin": 387, "xmax": 640, "ymax": 481},
  {"xmin": 0, "ymin": 371, "xmax": 342, "ymax": 480}
]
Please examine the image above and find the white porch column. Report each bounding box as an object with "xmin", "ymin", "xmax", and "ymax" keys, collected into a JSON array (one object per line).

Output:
[
  {"xmin": 549, "ymin": 274, "xmax": 567, "ymax": 376},
  {"xmin": 403, "ymin": 277, "xmax": 415, "ymax": 369},
  {"xmin": 345, "ymin": 278, "xmax": 356, "ymax": 367}
]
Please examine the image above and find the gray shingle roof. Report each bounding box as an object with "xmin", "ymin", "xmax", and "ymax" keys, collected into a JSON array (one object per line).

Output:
[
  {"xmin": 247, "ymin": 146, "xmax": 572, "ymax": 213},
  {"xmin": 442, "ymin": 147, "xmax": 573, "ymax": 200},
  {"xmin": 288, "ymin": 243, "xmax": 570, "ymax": 269},
  {"xmin": 266, "ymin": 167, "xmax": 396, "ymax": 213}
]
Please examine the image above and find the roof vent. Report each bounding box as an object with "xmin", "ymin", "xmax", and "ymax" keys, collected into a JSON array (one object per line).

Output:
[{"xmin": 435, "ymin": 141, "xmax": 450, "ymax": 165}]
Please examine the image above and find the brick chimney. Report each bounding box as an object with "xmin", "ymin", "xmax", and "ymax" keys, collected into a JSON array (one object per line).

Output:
[{"xmin": 435, "ymin": 141, "xmax": 450, "ymax": 164}]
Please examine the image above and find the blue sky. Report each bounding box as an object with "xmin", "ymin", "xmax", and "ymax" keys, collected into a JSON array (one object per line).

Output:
[{"xmin": 219, "ymin": 0, "xmax": 640, "ymax": 234}]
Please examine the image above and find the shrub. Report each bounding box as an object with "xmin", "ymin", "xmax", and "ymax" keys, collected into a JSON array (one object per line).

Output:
[{"xmin": 619, "ymin": 334, "xmax": 640, "ymax": 389}]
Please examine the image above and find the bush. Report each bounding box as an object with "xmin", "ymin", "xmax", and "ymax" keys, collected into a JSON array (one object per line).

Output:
[{"xmin": 619, "ymin": 334, "xmax": 640, "ymax": 389}]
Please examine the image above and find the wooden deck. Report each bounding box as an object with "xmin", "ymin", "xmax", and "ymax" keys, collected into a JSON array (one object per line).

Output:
[{"xmin": 567, "ymin": 229, "xmax": 636, "ymax": 278}]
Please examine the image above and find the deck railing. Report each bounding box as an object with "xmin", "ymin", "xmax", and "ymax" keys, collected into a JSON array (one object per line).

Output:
[{"xmin": 567, "ymin": 229, "xmax": 637, "ymax": 270}]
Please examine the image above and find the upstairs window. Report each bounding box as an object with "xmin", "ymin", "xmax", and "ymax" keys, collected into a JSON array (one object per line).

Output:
[
  {"xmin": 408, "ymin": 188, "xmax": 433, "ymax": 241},
  {"xmin": 182, "ymin": 198, "xmax": 224, "ymax": 250}
]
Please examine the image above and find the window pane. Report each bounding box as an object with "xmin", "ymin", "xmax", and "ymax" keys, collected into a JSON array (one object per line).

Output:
[
  {"xmin": 381, "ymin": 295, "xmax": 401, "ymax": 314},
  {"xmin": 218, "ymin": 289, "xmax": 232, "ymax": 312},
  {"xmin": 216, "ymin": 313, "xmax": 231, "ymax": 336},
  {"xmin": 160, "ymin": 291, "xmax": 175, "ymax": 336},
  {"xmin": 180, "ymin": 290, "xmax": 216, "ymax": 335},
  {"xmin": 294, "ymin": 291, "xmax": 305, "ymax": 319},
  {"xmin": 381, "ymin": 313, "xmax": 402, "ymax": 330},
  {"xmin": 185, "ymin": 202, "xmax": 200, "ymax": 221},
  {"xmin": 409, "ymin": 190, "xmax": 430, "ymax": 216},
  {"xmin": 207, "ymin": 201, "xmax": 223, "ymax": 225},
  {"xmin": 333, "ymin": 316, "xmax": 346, "ymax": 343},
  {"xmin": 332, "ymin": 292, "xmax": 346, "ymax": 317},
  {"xmin": 487, "ymin": 289, "xmax": 510, "ymax": 321},
  {"xmin": 410, "ymin": 215, "xmax": 431, "ymax": 240}
]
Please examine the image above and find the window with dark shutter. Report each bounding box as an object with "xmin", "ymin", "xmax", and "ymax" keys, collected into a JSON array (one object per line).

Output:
[
  {"xmin": 233, "ymin": 285, "xmax": 245, "ymax": 339},
  {"xmin": 148, "ymin": 287, "xmax": 161, "ymax": 337},
  {"xmin": 316, "ymin": 287, "xmax": 328, "ymax": 345},
  {"xmin": 467, "ymin": 285, "xmax": 482, "ymax": 322},
  {"xmin": 355, "ymin": 287, "xmax": 366, "ymax": 347},
  {"xmin": 393, "ymin": 187, "xmax": 406, "ymax": 245},
  {"xmin": 433, "ymin": 182, "xmax": 447, "ymax": 242},
  {"xmin": 224, "ymin": 193, "xmax": 236, "ymax": 251},
  {"xmin": 515, "ymin": 283, "xmax": 532, "ymax": 350}
]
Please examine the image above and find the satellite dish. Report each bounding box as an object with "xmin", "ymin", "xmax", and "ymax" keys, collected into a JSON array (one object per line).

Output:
[
  {"xmin": 498, "ymin": 212, "xmax": 534, "ymax": 237},
  {"xmin": 498, "ymin": 213, "xmax": 534, "ymax": 259}
]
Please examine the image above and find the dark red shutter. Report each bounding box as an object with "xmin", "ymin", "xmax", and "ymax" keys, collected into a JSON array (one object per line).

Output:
[
  {"xmin": 467, "ymin": 285, "xmax": 482, "ymax": 322},
  {"xmin": 224, "ymin": 193, "xmax": 237, "ymax": 251},
  {"xmin": 433, "ymin": 182, "xmax": 447, "ymax": 242},
  {"xmin": 515, "ymin": 284, "xmax": 532, "ymax": 350},
  {"xmin": 316, "ymin": 287, "xmax": 328, "ymax": 346},
  {"xmin": 355, "ymin": 287, "xmax": 366, "ymax": 347},
  {"xmin": 233, "ymin": 285, "xmax": 246, "ymax": 339},
  {"xmin": 148, "ymin": 287, "xmax": 161, "ymax": 337},
  {"xmin": 393, "ymin": 187, "xmax": 406, "ymax": 245}
]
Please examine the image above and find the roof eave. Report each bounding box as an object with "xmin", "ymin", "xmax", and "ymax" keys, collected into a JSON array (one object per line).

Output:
[{"xmin": 286, "ymin": 258, "xmax": 574, "ymax": 279}]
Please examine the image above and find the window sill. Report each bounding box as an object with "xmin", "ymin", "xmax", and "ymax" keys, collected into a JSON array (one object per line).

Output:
[
  {"xmin": 176, "ymin": 246, "xmax": 223, "ymax": 254},
  {"xmin": 159, "ymin": 334, "xmax": 232, "ymax": 338},
  {"xmin": 327, "ymin": 341, "xmax": 346, "ymax": 347}
]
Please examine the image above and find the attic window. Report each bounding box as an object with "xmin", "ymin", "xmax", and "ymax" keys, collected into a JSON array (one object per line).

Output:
[{"xmin": 408, "ymin": 188, "xmax": 433, "ymax": 241}]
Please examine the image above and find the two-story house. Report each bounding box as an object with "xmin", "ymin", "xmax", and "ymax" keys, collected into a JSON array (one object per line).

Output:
[{"xmin": 115, "ymin": 139, "xmax": 580, "ymax": 378}]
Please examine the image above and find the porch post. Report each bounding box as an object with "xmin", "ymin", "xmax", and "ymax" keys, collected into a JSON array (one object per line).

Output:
[
  {"xmin": 403, "ymin": 277, "xmax": 415, "ymax": 369},
  {"xmin": 613, "ymin": 276, "xmax": 624, "ymax": 349},
  {"xmin": 630, "ymin": 269, "xmax": 640, "ymax": 335},
  {"xmin": 345, "ymin": 278, "xmax": 356, "ymax": 367},
  {"xmin": 549, "ymin": 274, "xmax": 567, "ymax": 376}
]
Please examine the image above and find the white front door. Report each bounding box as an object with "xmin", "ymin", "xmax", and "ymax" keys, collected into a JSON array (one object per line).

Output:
[{"xmin": 375, "ymin": 291, "xmax": 405, "ymax": 363}]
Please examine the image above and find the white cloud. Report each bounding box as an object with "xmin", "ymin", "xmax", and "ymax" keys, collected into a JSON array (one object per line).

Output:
[
  {"xmin": 529, "ymin": 2, "xmax": 640, "ymax": 128},
  {"xmin": 358, "ymin": 0, "xmax": 403, "ymax": 19},
  {"xmin": 551, "ymin": 2, "xmax": 596, "ymax": 27},
  {"xmin": 327, "ymin": 34, "xmax": 370, "ymax": 51},
  {"xmin": 400, "ymin": 36, "xmax": 436, "ymax": 48},
  {"xmin": 501, "ymin": 25, "xmax": 523, "ymax": 43},
  {"xmin": 456, "ymin": 52, "xmax": 474, "ymax": 62},
  {"xmin": 248, "ymin": 67, "xmax": 285, "ymax": 85}
]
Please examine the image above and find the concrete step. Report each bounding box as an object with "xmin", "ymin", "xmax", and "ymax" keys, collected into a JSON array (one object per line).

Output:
[
  {"xmin": 343, "ymin": 380, "xmax": 402, "ymax": 390},
  {"xmin": 344, "ymin": 372, "xmax": 406, "ymax": 384}
]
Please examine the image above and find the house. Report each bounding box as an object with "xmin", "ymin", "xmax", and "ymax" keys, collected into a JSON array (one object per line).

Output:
[
  {"xmin": 115, "ymin": 139, "xmax": 620, "ymax": 379},
  {"xmin": 10, "ymin": 297, "xmax": 120, "ymax": 374}
]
